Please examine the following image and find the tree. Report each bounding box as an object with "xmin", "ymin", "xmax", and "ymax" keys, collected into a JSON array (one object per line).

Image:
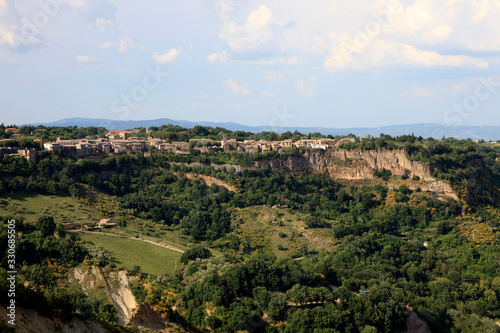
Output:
[
  {"xmin": 17, "ymin": 125, "xmax": 31, "ymax": 135},
  {"xmin": 267, "ymin": 293, "xmax": 287, "ymax": 320},
  {"xmin": 180, "ymin": 245, "xmax": 212, "ymax": 264},
  {"xmin": 36, "ymin": 216, "xmax": 56, "ymax": 237},
  {"xmin": 253, "ymin": 286, "xmax": 271, "ymax": 312},
  {"xmin": 56, "ymin": 223, "xmax": 66, "ymax": 238}
]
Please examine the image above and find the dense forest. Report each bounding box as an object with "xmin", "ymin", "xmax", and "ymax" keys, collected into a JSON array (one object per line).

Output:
[{"xmin": 1, "ymin": 125, "xmax": 499, "ymax": 332}]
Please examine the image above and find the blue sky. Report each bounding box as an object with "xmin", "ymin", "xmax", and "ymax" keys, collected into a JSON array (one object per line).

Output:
[{"xmin": 1, "ymin": 0, "xmax": 499, "ymax": 128}]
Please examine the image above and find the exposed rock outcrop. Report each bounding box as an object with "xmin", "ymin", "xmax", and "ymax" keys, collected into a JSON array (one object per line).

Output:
[
  {"xmin": 255, "ymin": 149, "xmax": 433, "ymax": 180},
  {"xmin": 69, "ymin": 267, "xmax": 138, "ymax": 325},
  {"xmin": 130, "ymin": 302, "xmax": 186, "ymax": 332},
  {"xmin": 130, "ymin": 302, "xmax": 169, "ymax": 332},
  {"xmin": 253, "ymin": 149, "xmax": 457, "ymax": 200},
  {"xmin": 170, "ymin": 161, "xmax": 250, "ymax": 173},
  {"xmin": 171, "ymin": 148, "xmax": 458, "ymax": 200},
  {"xmin": 406, "ymin": 311, "xmax": 432, "ymax": 333},
  {"xmin": 320, "ymin": 149, "xmax": 433, "ymax": 181},
  {"xmin": 108, "ymin": 270, "xmax": 138, "ymax": 325}
]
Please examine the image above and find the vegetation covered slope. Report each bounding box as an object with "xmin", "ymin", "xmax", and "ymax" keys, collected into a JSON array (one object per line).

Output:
[{"xmin": 1, "ymin": 127, "xmax": 499, "ymax": 332}]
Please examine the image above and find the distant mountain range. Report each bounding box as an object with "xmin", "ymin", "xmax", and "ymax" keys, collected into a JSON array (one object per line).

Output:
[{"xmin": 29, "ymin": 117, "xmax": 500, "ymax": 141}]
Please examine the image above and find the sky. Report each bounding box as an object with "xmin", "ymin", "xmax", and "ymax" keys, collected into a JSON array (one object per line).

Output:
[{"xmin": 0, "ymin": 0, "xmax": 499, "ymax": 129}]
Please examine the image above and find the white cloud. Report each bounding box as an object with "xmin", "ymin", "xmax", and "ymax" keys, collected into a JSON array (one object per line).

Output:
[
  {"xmin": 153, "ymin": 48, "xmax": 180, "ymax": 64},
  {"xmin": 269, "ymin": 2, "xmax": 339, "ymax": 53},
  {"xmin": 0, "ymin": 0, "xmax": 7, "ymax": 16},
  {"xmin": 471, "ymin": 0, "xmax": 496, "ymax": 23},
  {"xmin": 118, "ymin": 37, "xmax": 146, "ymax": 53},
  {"xmin": 241, "ymin": 86, "xmax": 250, "ymax": 95},
  {"xmin": 67, "ymin": 0, "xmax": 117, "ymax": 21},
  {"xmin": 208, "ymin": 53, "xmax": 302, "ymax": 67},
  {"xmin": 398, "ymin": 86, "xmax": 435, "ymax": 97},
  {"xmin": 310, "ymin": 36, "xmax": 328, "ymax": 54},
  {"xmin": 264, "ymin": 71, "xmax": 284, "ymax": 81},
  {"xmin": 68, "ymin": 0, "xmax": 87, "ymax": 11},
  {"xmin": 213, "ymin": 0, "xmax": 497, "ymax": 73},
  {"xmin": 421, "ymin": 25, "xmax": 453, "ymax": 43},
  {"xmin": 223, "ymin": 79, "xmax": 240, "ymax": 94},
  {"xmin": 219, "ymin": 4, "xmax": 273, "ymax": 51},
  {"xmin": 223, "ymin": 79, "xmax": 250, "ymax": 95},
  {"xmin": 384, "ymin": 0, "xmax": 500, "ymax": 51},
  {"xmin": 99, "ymin": 41, "xmax": 113, "ymax": 49},
  {"xmin": 206, "ymin": 51, "xmax": 229, "ymax": 63},
  {"xmin": 75, "ymin": 55, "xmax": 99, "ymax": 63},
  {"xmin": 95, "ymin": 18, "xmax": 114, "ymax": 32},
  {"xmin": 325, "ymin": 38, "xmax": 489, "ymax": 73},
  {"xmin": 0, "ymin": 30, "xmax": 42, "ymax": 49},
  {"xmin": 0, "ymin": 0, "xmax": 44, "ymax": 51},
  {"xmin": 297, "ymin": 78, "xmax": 314, "ymax": 97},
  {"xmin": 263, "ymin": 91, "xmax": 276, "ymax": 97}
]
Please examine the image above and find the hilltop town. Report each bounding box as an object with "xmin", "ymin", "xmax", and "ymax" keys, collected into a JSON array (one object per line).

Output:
[{"xmin": 0, "ymin": 127, "xmax": 357, "ymax": 162}]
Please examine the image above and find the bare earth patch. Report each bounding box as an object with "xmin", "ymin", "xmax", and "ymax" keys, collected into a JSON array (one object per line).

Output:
[{"xmin": 179, "ymin": 172, "xmax": 236, "ymax": 192}]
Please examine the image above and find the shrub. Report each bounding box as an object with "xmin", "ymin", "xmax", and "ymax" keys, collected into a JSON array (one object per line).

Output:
[
  {"xmin": 36, "ymin": 216, "xmax": 56, "ymax": 237},
  {"xmin": 373, "ymin": 168, "xmax": 392, "ymax": 181},
  {"xmin": 180, "ymin": 245, "xmax": 212, "ymax": 264}
]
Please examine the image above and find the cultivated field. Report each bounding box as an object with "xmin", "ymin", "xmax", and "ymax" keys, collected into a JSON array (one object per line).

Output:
[
  {"xmin": 0, "ymin": 192, "xmax": 104, "ymax": 224},
  {"xmin": 80, "ymin": 233, "xmax": 183, "ymax": 276}
]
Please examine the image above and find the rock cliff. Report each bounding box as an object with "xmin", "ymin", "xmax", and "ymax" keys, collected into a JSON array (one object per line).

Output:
[
  {"xmin": 254, "ymin": 149, "xmax": 457, "ymax": 200},
  {"xmin": 320, "ymin": 149, "xmax": 433, "ymax": 181},
  {"xmin": 255, "ymin": 149, "xmax": 433, "ymax": 180},
  {"xmin": 170, "ymin": 148, "xmax": 457, "ymax": 200},
  {"xmin": 69, "ymin": 266, "xmax": 138, "ymax": 325}
]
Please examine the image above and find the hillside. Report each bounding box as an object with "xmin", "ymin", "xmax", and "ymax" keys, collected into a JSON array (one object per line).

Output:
[{"xmin": 1, "ymin": 131, "xmax": 500, "ymax": 332}]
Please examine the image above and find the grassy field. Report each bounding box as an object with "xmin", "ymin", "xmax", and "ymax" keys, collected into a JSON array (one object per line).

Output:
[
  {"xmin": 80, "ymin": 233, "xmax": 182, "ymax": 277},
  {"xmin": 481, "ymin": 142, "xmax": 500, "ymax": 148},
  {"xmin": 0, "ymin": 192, "xmax": 191, "ymax": 246},
  {"xmin": 230, "ymin": 206, "xmax": 338, "ymax": 258},
  {"xmin": 0, "ymin": 192, "xmax": 104, "ymax": 224}
]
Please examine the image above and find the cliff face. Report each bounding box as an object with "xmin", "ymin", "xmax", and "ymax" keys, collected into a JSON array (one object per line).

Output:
[
  {"xmin": 255, "ymin": 149, "xmax": 432, "ymax": 180},
  {"xmin": 69, "ymin": 267, "xmax": 138, "ymax": 325},
  {"xmin": 171, "ymin": 148, "xmax": 456, "ymax": 200},
  {"xmin": 313, "ymin": 149, "xmax": 432, "ymax": 181},
  {"xmin": 254, "ymin": 149, "xmax": 457, "ymax": 200}
]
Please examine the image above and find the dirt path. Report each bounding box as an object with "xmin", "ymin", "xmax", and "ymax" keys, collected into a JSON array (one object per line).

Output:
[{"xmin": 71, "ymin": 230, "xmax": 185, "ymax": 253}]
